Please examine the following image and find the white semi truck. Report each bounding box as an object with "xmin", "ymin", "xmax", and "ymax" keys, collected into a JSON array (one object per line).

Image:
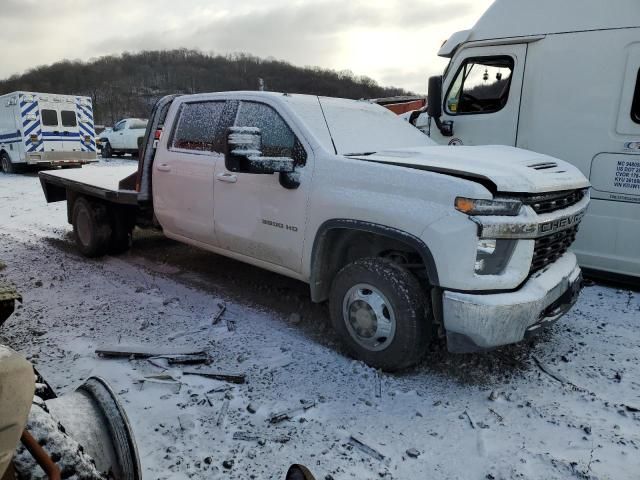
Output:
[
  {"xmin": 410, "ymin": 0, "xmax": 640, "ymax": 280},
  {"xmin": 0, "ymin": 91, "xmax": 97, "ymax": 173},
  {"xmin": 39, "ymin": 92, "xmax": 589, "ymax": 370}
]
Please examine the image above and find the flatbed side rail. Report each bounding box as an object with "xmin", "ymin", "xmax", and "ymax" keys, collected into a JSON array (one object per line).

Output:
[{"xmin": 39, "ymin": 172, "xmax": 138, "ymax": 205}]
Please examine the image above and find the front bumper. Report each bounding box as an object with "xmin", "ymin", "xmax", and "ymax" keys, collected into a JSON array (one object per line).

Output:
[{"xmin": 442, "ymin": 252, "xmax": 582, "ymax": 353}]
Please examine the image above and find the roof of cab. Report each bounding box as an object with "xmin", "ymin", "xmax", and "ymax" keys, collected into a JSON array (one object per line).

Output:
[{"xmin": 439, "ymin": 0, "xmax": 640, "ymax": 57}]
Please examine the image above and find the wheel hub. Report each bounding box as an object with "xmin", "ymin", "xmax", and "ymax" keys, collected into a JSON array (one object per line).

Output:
[
  {"xmin": 343, "ymin": 284, "xmax": 396, "ymax": 352},
  {"xmin": 76, "ymin": 210, "xmax": 92, "ymax": 246}
]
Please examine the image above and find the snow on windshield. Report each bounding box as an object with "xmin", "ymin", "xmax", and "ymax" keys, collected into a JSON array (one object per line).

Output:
[{"xmin": 317, "ymin": 97, "xmax": 435, "ymax": 155}]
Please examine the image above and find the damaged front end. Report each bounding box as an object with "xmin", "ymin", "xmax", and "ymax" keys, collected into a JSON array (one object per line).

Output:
[{"xmin": 443, "ymin": 189, "xmax": 589, "ymax": 353}]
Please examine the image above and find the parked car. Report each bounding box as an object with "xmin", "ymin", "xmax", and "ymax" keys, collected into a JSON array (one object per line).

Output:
[
  {"xmin": 98, "ymin": 118, "xmax": 148, "ymax": 158},
  {"xmin": 39, "ymin": 92, "xmax": 589, "ymax": 370}
]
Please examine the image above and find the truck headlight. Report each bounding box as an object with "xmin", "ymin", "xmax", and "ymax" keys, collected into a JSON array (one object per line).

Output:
[
  {"xmin": 455, "ymin": 197, "xmax": 522, "ymax": 216},
  {"xmin": 474, "ymin": 238, "xmax": 516, "ymax": 275}
]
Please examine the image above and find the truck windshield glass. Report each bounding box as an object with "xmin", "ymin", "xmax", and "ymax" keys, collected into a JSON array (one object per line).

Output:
[
  {"xmin": 41, "ymin": 109, "xmax": 58, "ymax": 127},
  {"xmin": 171, "ymin": 101, "xmax": 225, "ymax": 152},
  {"xmin": 313, "ymin": 97, "xmax": 435, "ymax": 155},
  {"xmin": 60, "ymin": 110, "xmax": 77, "ymax": 127},
  {"xmin": 235, "ymin": 102, "xmax": 299, "ymax": 160},
  {"xmin": 631, "ymin": 68, "xmax": 640, "ymax": 124},
  {"xmin": 445, "ymin": 56, "xmax": 514, "ymax": 114}
]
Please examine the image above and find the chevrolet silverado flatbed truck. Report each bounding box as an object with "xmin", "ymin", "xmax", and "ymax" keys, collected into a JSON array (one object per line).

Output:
[{"xmin": 39, "ymin": 92, "xmax": 590, "ymax": 370}]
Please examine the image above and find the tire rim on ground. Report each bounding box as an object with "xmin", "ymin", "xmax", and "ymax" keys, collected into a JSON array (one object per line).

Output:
[{"xmin": 342, "ymin": 283, "xmax": 396, "ymax": 351}]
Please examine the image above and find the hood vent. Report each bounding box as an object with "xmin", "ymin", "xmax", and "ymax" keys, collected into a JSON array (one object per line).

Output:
[{"xmin": 528, "ymin": 161, "xmax": 558, "ymax": 170}]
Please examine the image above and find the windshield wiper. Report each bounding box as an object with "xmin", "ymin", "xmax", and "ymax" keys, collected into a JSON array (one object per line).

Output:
[{"xmin": 344, "ymin": 151, "xmax": 377, "ymax": 157}]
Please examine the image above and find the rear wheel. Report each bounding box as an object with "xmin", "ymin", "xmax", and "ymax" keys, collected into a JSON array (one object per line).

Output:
[
  {"xmin": 72, "ymin": 197, "xmax": 112, "ymax": 257},
  {"xmin": 1, "ymin": 152, "xmax": 14, "ymax": 174},
  {"xmin": 329, "ymin": 258, "xmax": 431, "ymax": 371}
]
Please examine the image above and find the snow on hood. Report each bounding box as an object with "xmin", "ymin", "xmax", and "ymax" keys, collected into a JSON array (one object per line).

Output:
[{"xmin": 349, "ymin": 145, "xmax": 590, "ymax": 194}]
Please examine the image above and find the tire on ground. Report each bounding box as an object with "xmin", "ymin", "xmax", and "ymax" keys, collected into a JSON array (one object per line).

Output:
[
  {"xmin": 329, "ymin": 257, "xmax": 431, "ymax": 371},
  {"xmin": 102, "ymin": 141, "xmax": 112, "ymax": 158},
  {"xmin": 72, "ymin": 197, "xmax": 112, "ymax": 257}
]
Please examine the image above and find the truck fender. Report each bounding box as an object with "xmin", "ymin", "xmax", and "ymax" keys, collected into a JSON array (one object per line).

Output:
[{"xmin": 309, "ymin": 219, "xmax": 440, "ymax": 302}]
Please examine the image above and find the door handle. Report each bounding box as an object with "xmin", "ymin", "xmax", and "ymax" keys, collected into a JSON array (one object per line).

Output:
[
  {"xmin": 157, "ymin": 164, "xmax": 171, "ymax": 172},
  {"xmin": 216, "ymin": 172, "xmax": 237, "ymax": 183}
]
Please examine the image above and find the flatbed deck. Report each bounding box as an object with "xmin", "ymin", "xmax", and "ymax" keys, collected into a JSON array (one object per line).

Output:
[{"xmin": 39, "ymin": 164, "xmax": 139, "ymax": 205}]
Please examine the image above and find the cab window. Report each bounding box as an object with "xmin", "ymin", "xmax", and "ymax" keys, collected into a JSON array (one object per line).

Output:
[
  {"xmin": 631, "ymin": 68, "xmax": 640, "ymax": 124},
  {"xmin": 113, "ymin": 121, "xmax": 125, "ymax": 132},
  {"xmin": 235, "ymin": 101, "xmax": 306, "ymax": 165},
  {"xmin": 41, "ymin": 109, "xmax": 58, "ymax": 126},
  {"xmin": 61, "ymin": 110, "xmax": 77, "ymax": 127},
  {"xmin": 171, "ymin": 101, "xmax": 226, "ymax": 152},
  {"xmin": 445, "ymin": 56, "xmax": 514, "ymax": 115}
]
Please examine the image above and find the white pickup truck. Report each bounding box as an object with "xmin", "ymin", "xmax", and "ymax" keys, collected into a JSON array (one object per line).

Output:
[
  {"xmin": 98, "ymin": 118, "xmax": 148, "ymax": 158},
  {"xmin": 39, "ymin": 92, "xmax": 589, "ymax": 370}
]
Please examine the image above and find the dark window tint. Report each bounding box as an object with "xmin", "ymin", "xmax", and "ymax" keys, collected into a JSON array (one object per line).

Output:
[
  {"xmin": 235, "ymin": 102, "xmax": 306, "ymax": 164},
  {"xmin": 631, "ymin": 69, "xmax": 640, "ymax": 124},
  {"xmin": 61, "ymin": 110, "xmax": 77, "ymax": 127},
  {"xmin": 172, "ymin": 101, "xmax": 225, "ymax": 152},
  {"xmin": 113, "ymin": 121, "xmax": 125, "ymax": 132},
  {"xmin": 41, "ymin": 109, "xmax": 58, "ymax": 126},
  {"xmin": 445, "ymin": 56, "xmax": 514, "ymax": 114}
]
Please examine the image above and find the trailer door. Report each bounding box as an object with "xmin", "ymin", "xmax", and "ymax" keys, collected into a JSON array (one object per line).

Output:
[
  {"xmin": 431, "ymin": 44, "xmax": 527, "ymax": 146},
  {"xmin": 59, "ymin": 105, "xmax": 82, "ymax": 152}
]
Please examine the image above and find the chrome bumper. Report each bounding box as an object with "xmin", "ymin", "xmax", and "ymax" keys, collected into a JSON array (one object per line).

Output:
[{"xmin": 443, "ymin": 252, "xmax": 582, "ymax": 353}]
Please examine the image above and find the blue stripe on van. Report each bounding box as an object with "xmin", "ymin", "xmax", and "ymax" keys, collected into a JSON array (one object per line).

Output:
[
  {"xmin": 0, "ymin": 130, "xmax": 21, "ymax": 140},
  {"xmin": 24, "ymin": 121, "xmax": 41, "ymax": 137}
]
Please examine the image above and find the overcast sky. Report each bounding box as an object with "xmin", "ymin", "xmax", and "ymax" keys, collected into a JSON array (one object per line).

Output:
[{"xmin": 0, "ymin": 0, "xmax": 493, "ymax": 93}]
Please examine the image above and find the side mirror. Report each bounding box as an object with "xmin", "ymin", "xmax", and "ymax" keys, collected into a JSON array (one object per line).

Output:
[
  {"xmin": 426, "ymin": 75, "xmax": 454, "ymax": 137},
  {"xmin": 225, "ymin": 126, "xmax": 295, "ymax": 175}
]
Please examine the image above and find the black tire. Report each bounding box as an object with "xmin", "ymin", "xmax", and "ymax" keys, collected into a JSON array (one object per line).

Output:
[
  {"xmin": 108, "ymin": 210, "xmax": 133, "ymax": 254},
  {"xmin": 102, "ymin": 141, "xmax": 113, "ymax": 159},
  {"xmin": 1, "ymin": 152, "xmax": 14, "ymax": 174},
  {"xmin": 329, "ymin": 258, "xmax": 431, "ymax": 371},
  {"xmin": 72, "ymin": 197, "xmax": 112, "ymax": 257}
]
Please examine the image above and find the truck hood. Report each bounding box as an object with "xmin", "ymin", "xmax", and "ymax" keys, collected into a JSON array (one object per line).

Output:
[{"xmin": 349, "ymin": 145, "xmax": 590, "ymax": 194}]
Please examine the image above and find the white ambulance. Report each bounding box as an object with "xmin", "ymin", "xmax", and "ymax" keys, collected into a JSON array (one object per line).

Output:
[{"xmin": 0, "ymin": 91, "xmax": 97, "ymax": 173}]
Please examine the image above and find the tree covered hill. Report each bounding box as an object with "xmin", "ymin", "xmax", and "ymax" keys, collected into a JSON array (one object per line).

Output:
[{"xmin": 0, "ymin": 49, "xmax": 411, "ymax": 125}]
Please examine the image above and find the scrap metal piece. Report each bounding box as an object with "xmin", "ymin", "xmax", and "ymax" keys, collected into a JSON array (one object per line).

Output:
[
  {"xmin": 95, "ymin": 344, "xmax": 206, "ymax": 359},
  {"xmin": 182, "ymin": 369, "xmax": 246, "ymax": 384},
  {"xmin": 212, "ymin": 302, "xmax": 226, "ymax": 325},
  {"xmin": 20, "ymin": 430, "xmax": 61, "ymax": 480},
  {"xmin": 268, "ymin": 400, "xmax": 315, "ymax": 424},
  {"xmin": 348, "ymin": 435, "xmax": 385, "ymax": 462}
]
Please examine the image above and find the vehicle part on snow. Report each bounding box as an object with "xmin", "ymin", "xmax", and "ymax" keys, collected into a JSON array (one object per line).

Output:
[
  {"xmin": 182, "ymin": 369, "xmax": 246, "ymax": 384},
  {"xmin": 348, "ymin": 435, "xmax": 385, "ymax": 462},
  {"xmin": 95, "ymin": 344, "xmax": 207, "ymax": 359},
  {"xmin": 268, "ymin": 400, "xmax": 316, "ymax": 424},
  {"xmin": 212, "ymin": 302, "xmax": 226, "ymax": 325}
]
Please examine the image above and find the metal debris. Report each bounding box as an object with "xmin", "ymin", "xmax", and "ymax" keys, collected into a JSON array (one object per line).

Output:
[
  {"xmin": 96, "ymin": 344, "xmax": 206, "ymax": 359},
  {"xmin": 348, "ymin": 435, "xmax": 385, "ymax": 462},
  {"xmin": 212, "ymin": 302, "xmax": 227, "ymax": 325},
  {"xmin": 216, "ymin": 398, "xmax": 230, "ymax": 427},
  {"xmin": 269, "ymin": 400, "xmax": 316, "ymax": 424},
  {"xmin": 182, "ymin": 369, "xmax": 246, "ymax": 384}
]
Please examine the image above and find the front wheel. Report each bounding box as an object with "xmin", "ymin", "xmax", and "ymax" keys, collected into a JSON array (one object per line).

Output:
[
  {"xmin": 329, "ymin": 258, "xmax": 431, "ymax": 371},
  {"xmin": 102, "ymin": 141, "xmax": 113, "ymax": 159}
]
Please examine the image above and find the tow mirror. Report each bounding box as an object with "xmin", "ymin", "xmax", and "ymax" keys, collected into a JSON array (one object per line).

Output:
[
  {"xmin": 427, "ymin": 75, "xmax": 454, "ymax": 137},
  {"xmin": 225, "ymin": 126, "xmax": 295, "ymax": 175}
]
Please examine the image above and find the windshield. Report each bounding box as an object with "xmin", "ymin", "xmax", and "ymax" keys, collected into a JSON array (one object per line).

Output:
[{"xmin": 316, "ymin": 96, "xmax": 435, "ymax": 155}]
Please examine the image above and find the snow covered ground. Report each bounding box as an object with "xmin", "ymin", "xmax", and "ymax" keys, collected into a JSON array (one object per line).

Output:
[{"xmin": 1, "ymin": 161, "xmax": 639, "ymax": 480}]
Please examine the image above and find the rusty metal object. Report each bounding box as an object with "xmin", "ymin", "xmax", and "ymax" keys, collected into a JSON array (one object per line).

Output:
[{"xmin": 19, "ymin": 431, "xmax": 61, "ymax": 480}]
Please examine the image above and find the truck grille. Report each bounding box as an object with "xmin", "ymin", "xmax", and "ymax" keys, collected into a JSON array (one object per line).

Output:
[
  {"xmin": 531, "ymin": 225, "xmax": 579, "ymax": 274},
  {"xmin": 522, "ymin": 189, "xmax": 586, "ymax": 215}
]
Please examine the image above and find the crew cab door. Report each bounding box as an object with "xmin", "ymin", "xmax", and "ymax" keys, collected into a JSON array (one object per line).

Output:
[
  {"xmin": 430, "ymin": 44, "xmax": 527, "ymax": 146},
  {"xmin": 213, "ymin": 100, "xmax": 312, "ymax": 273},
  {"xmin": 152, "ymin": 100, "xmax": 230, "ymax": 244}
]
